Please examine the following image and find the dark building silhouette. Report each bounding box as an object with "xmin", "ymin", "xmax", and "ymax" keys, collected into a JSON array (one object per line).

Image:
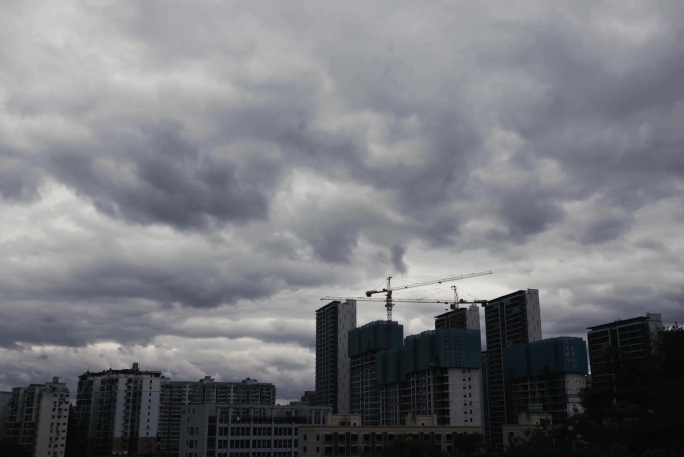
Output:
[
  {"xmin": 315, "ymin": 300, "xmax": 356, "ymax": 414},
  {"xmin": 587, "ymin": 313, "xmax": 662, "ymax": 392}
]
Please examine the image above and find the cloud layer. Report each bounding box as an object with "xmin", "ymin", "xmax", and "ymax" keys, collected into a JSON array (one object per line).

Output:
[{"xmin": 1, "ymin": 0, "xmax": 683, "ymax": 399}]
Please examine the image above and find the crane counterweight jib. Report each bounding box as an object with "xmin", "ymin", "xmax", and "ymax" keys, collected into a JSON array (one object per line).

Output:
[{"xmin": 365, "ymin": 288, "xmax": 387, "ymax": 297}]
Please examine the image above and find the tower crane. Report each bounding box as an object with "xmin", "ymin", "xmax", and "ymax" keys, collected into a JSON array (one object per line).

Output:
[
  {"xmin": 448, "ymin": 285, "xmax": 489, "ymax": 310},
  {"xmin": 321, "ymin": 270, "xmax": 492, "ymax": 321}
]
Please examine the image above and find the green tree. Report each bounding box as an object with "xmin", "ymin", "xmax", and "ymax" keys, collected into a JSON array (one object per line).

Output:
[
  {"xmin": 380, "ymin": 434, "xmax": 444, "ymax": 457},
  {"xmin": 452, "ymin": 433, "xmax": 483, "ymax": 456},
  {"xmin": 575, "ymin": 324, "xmax": 684, "ymax": 456},
  {"xmin": 0, "ymin": 441, "xmax": 32, "ymax": 457}
]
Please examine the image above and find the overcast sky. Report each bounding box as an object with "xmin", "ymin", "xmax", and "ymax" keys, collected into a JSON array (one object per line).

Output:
[{"xmin": 1, "ymin": 0, "xmax": 683, "ymax": 401}]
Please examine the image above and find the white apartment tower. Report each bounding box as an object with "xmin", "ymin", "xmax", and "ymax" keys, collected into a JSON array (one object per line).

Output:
[
  {"xmin": 4, "ymin": 377, "xmax": 70, "ymax": 457},
  {"xmin": 74, "ymin": 363, "xmax": 163, "ymax": 456},
  {"xmin": 315, "ymin": 300, "xmax": 356, "ymax": 414}
]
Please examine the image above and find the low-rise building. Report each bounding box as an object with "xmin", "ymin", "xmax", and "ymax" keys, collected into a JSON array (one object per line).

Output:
[
  {"xmin": 502, "ymin": 410, "xmax": 553, "ymax": 450},
  {"xmin": 298, "ymin": 413, "xmax": 482, "ymax": 456},
  {"xmin": 178, "ymin": 403, "xmax": 330, "ymax": 457}
]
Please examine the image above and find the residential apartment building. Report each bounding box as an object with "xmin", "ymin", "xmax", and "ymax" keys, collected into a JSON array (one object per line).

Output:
[
  {"xmin": 315, "ymin": 300, "xmax": 356, "ymax": 414},
  {"xmin": 159, "ymin": 376, "xmax": 276, "ymax": 455},
  {"xmin": 74, "ymin": 362, "xmax": 163, "ymax": 456},
  {"xmin": 503, "ymin": 337, "xmax": 588, "ymax": 425},
  {"xmin": 587, "ymin": 313, "xmax": 663, "ymax": 392},
  {"xmin": 376, "ymin": 327, "xmax": 483, "ymax": 427},
  {"xmin": 482, "ymin": 289, "xmax": 542, "ymax": 446},
  {"xmin": 298, "ymin": 413, "xmax": 482, "ymax": 457},
  {"xmin": 348, "ymin": 320, "xmax": 403, "ymax": 425},
  {"xmin": 434, "ymin": 304, "xmax": 480, "ymax": 331},
  {"xmin": 3, "ymin": 377, "xmax": 70, "ymax": 457},
  {"xmin": 178, "ymin": 403, "xmax": 329, "ymax": 457}
]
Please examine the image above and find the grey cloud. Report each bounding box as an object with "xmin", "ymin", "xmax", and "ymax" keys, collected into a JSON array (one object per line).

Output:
[
  {"xmin": 47, "ymin": 122, "xmax": 273, "ymax": 230},
  {"xmin": 2, "ymin": 0, "xmax": 684, "ymax": 396},
  {"xmin": 497, "ymin": 189, "xmax": 565, "ymax": 241},
  {"xmin": 0, "ymin": 152, "xmax": 42, "ymax": 202},
  {"xmin": 390, "ymin": 244, "xmax": 408, "ymax": 274},
  {"xmin": 3, "ymin": 254, "xmax": 264, "ymax": 308},
  {"xmin": 579, "ymin": 214, "xmax": 631, "ymax": 245},
  {"xmin": 500, "ymin": 15, "xmax": 684, "ymax": 206}
]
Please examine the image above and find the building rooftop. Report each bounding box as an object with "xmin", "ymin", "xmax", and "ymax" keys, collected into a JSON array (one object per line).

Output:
[{"xmin": 587, "ymin": 313, "xmax": 662, "ymax": 331}]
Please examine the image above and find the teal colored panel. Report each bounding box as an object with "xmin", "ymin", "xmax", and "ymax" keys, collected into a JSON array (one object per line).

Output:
[{"xmin": 504, "ymin": 337, "xmax": 588, "ymax": 379}]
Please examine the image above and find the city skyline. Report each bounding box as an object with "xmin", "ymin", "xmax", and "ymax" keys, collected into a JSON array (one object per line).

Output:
[
  {"xmin": 2, "ymin": 1, "xmax": 684, "ymax": 403},
  {"xmin": 0, "ymin": 299, "xmax": 670, "ymax": 405}
]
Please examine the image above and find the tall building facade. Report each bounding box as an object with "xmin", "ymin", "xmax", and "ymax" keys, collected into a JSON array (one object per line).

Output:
[
  {"xmin": 348, "ymin": 320, "xmax": 403, "ymax": 425},
  {"xmin": 503, "ymin": 337, "xmax": 588, "ymax": 424},
  {"xmin": 178, "ymin": 403, "xmax": 329, "ymax": 457},
  {"xmin": 158, "ymin": 376, "xmax": 276, "ymax": 455},
  {"xmin": 74, "ymin": 363, "xmax": 163, "ymax": 456},
  {"xmin": 0, "ymin": 390, "xmax": 11, "ymax": 442},
  {"xmin": 587, "ymin": 313, "xmax": 662, "ymax": 392},
  {"xmin": 4, "ymin": 377, "xmax": 70, "ymax": 457},
  {"xmin": 315, "ymin": 300, "xmax": 356, "ymax": 414},
  {"xmin": 482, "ymin": 289, "xmax": 542, "ymax": 446},
  {"xmin": 377, "ymin": 327, "xmax": 483, "ymax": 427}
]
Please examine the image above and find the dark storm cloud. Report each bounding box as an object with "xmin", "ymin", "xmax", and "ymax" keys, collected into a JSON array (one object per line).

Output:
[
  {"xmin": 497, "ymin": 188, "xmax": 565, "ymax": 241},
  {"xmin": 390, "ymin": 244, "xmax": 408, "ymax": 274},
  {"xmin": 2, "ymin": 242, "xmax": 337, "ymax": 310},
  {"xmin": 0, "ymin": 301, "xmax": 156, "ymax": 348},
  {"xmin": 497, "ymin": 12, "xmax": 684, "ymax": 218},
  {"xmin": 0, "ymin": 150, "xmax": 42, "ymax": 202},
  {"xmin": 579, "ymin": 213, "xmax": 631, "ymax": 245},
  {"xmin": 2, "ymin": 0, "xmax": 684, "ymax": 396},
  {"xmin": 542, "ymin": 285, "xmax": 684, "ymax": 340},
  {"xmin": 46, "ymin": 122, "xmax": 274, "ymax": 230}
]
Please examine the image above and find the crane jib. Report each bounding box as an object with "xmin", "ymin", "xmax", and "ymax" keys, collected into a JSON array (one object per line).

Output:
[{"xmin": 321, "ymin": 271, "xmax": 493, "ymax": 321}]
